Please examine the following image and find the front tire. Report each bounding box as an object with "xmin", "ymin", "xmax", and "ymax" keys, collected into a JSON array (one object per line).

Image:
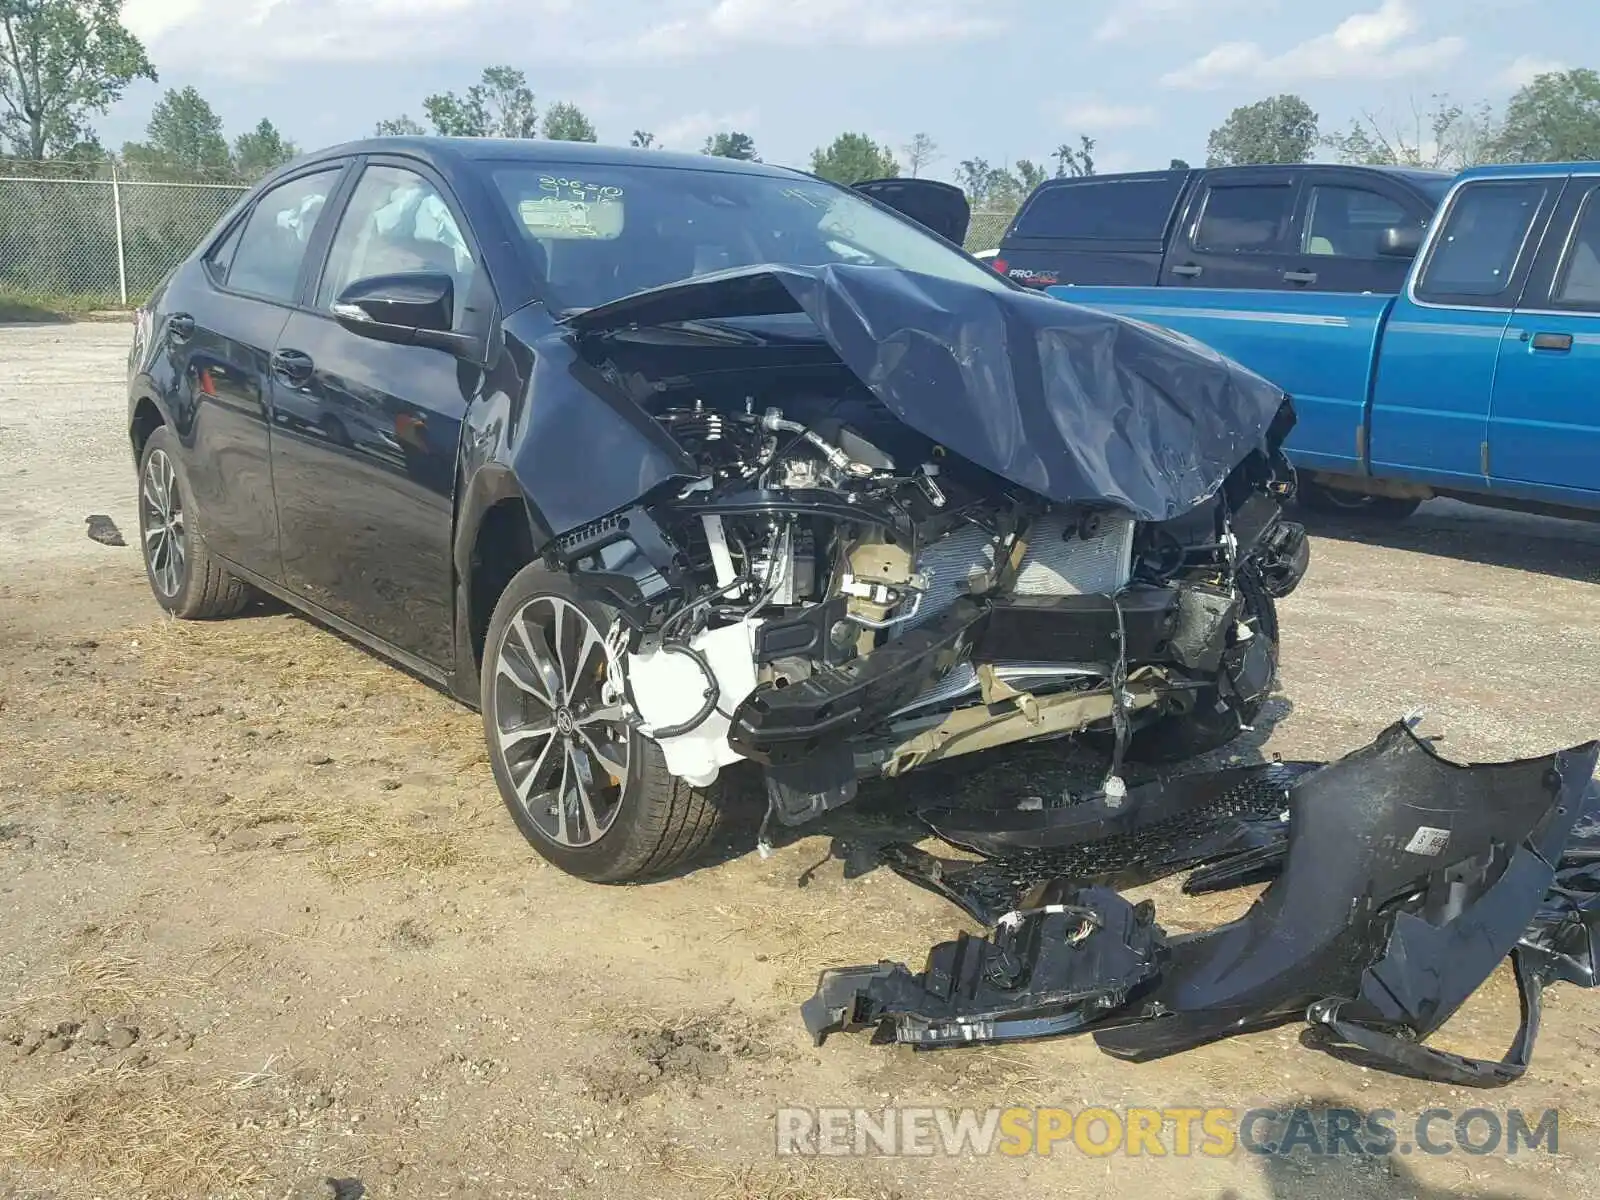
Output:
[
  {"xmin": 480, "ymin": 563, "xmax": 729, "ymax": 883},
  {"xmin": 137, "ymin": 426, "xmax": 253, "ymax": 620}
]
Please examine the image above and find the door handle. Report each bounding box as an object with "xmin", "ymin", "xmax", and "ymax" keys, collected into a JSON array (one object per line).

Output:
[
  {"xmin": 1170, "ymin": 263, "xmax": 1203, "ymax": 278},
  {"xmin": 167, "ymin": 313, "xmax": 196, "ymax": 343},
  {"xmin": 1530, "ymin": 331, "xmax": 1574, "ymax": 352},
  {"xmin": 1283, "ymin": 269, "xmax": 1319, "ymax": 285},
  {"xmin": 270, "ymin": 349, "xmax": 315, "ymax": 385}
]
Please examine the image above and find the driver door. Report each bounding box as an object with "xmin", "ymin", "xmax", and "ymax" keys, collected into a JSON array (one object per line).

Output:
[{"xmin": 268, "ymin": 158, "xmax": 492, "ymax": 670}]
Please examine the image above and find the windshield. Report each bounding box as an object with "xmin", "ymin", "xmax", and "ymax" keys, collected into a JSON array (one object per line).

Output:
[{"xmin": 487, "ymin": 161, "xmax": 1006, "ymax": 313}]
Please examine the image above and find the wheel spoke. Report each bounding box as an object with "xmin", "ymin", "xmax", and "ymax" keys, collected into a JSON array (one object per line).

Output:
[
  {"xmin": 575, "ymin": 725, "xmax": 626, "ymax": 782},
  {"xmin": 549, "ymin": 600, "xmax": 570, "ymax": 701},
  {"xmin": 143, "ymin": 524, "xmax": 165, "ymax": 546},
  {"xmin": 499, "ymin": 720, "xmax": 554, "ymax": 755},
  {"xmin": 553, "ymin": 751, "xmax": 572, "ymax": 844},
  {"xmin": 577, "ymin": 703, "xmax": 625, "ymax": 728},
  {"xmin": 498, "ymin": 646, "xmax": 556, "ymax": 708},
  {"xmin": 568, "ymin": 743, "xmax": 601, "ymax": 841},
  {"xmin": 509, "ymin": 615, "xmax": 561, "ymax": 704},
  {"xmin": 566, "ymin": 619, "xmax": 605, "ymax": 698},
  {"xmin": 513, "ymin": 732, "xmax": 559, "ymax": 805}
]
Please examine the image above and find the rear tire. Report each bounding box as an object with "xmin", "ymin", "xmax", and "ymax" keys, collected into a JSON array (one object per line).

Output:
[
  {"xmin": 137, "ymin": 426, "xmax": 253, "ymax": 620},
  {"xmin": 1299, "ymin": 477, "xmax": 1422, "ymax": 521},
  {"xmin": 1120, "ymin": 571, "xmax": 1279, "ymax": 765},
  {"xmin": 480, "ymin": 563, "xmax": 729, "ymax": 883}
]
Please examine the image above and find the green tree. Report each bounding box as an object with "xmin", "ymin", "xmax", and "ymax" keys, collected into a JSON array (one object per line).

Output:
[
  {"xmin": 1014, "ymin": 158, "xmax": 1048, "ymax": 193},
  {"xmin": 0, "ymin": 0, "xmax": 156, "ymax": 159},
  {"xmin": 424, "ymin": 65, "xmax": 537, "ymax": 138},
  {"xmin": 809, "ymin": 132, "xmax": 898, "ymax": 184},
  {"xmin": 375, "ymin": 114, "xmax": 426, "ymax": 137},
  {"xmin": 1491, "ymin": 67, "xmax": 1600, "ymax": 163},
  {"xmin": 1170, "ymin": 157, "xmax": 1191, "ymax": 169},
  {"xmin": 1325, "ymin": 94, "xmax": 1496, "ymax": 170},
  {"xmin": 1205, "ymin": 94, "xmax": 1318, "ymax": 166},
  {"xmin": 702, "ymin": 130, "xmax": 757, "ymax": 159},
  {"xmin": 903, "ymin": 132, "xmax": 939, "ymax": 177},
  {"xmin": 233, "ymin": 117, "xmax": 297, "ymax": 178},
  {"xmin": 630, "ymin": 129, "xmax": 656, "ymax": 148},
  {"xmin": 1053, "ymin": 135, "xmax": 1096, "ymax": 177},
  {"xmin": 123, "ymin": 85, "xmax": 229, "ymax": 174},
  {"xmin": 542, "ymin": 100, "xmax": 596, "ymax": 142}
]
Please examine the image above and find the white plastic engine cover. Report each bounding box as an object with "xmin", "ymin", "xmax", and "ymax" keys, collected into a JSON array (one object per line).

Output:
[{"xmin": 626, "ymin": 620, "xmax": 759, "ymax": 787}]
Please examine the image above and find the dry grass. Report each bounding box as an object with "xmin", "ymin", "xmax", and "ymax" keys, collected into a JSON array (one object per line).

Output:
[
  {"xmin": 0, "ymin": 1065, "xmax": 268, "ymax": 1199},
  {"xmin": 651, "ymin": 1144, "xmax": 897, "ymax": 1200}
]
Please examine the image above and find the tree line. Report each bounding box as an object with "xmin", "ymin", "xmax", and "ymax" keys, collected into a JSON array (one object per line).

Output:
[{"xmin": 4, "ymin": 0, "xmax": 1599, "ymax": 202}]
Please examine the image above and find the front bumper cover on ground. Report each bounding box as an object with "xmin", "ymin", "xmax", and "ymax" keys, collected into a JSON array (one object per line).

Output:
[{"xmin": 804, "ymin": 722, "xmax": 1600, "ymax": 1085}]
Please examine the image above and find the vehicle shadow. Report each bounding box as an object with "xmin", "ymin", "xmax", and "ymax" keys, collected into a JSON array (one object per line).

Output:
[
  {"xmin": 1298, "ymin": 499, "xmax": 1600, "ymax": 585},
  {"xmin": 680, "ymin": 692, "xmax": 1297, "ymax": 884}
]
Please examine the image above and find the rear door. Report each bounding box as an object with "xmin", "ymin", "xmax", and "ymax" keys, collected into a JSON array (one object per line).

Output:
[
  {"xmin": 1290, "ymin": 172, "xmax": 1431, "ymax": 294},
  {"xmin": 997, "ymin": 172, "xmax": 1189, "ymax": 287},
  {"xmin": 1368, "ymin": 176, "xmax": 1563, "ymax": 485},
  {"xmin": 1489, "ymin": 173, "xmax": 1600, "ymax": 503},
  {"xmin": 167, "ymin": 163, "xmax": 348, "ymax": 581},
  {"xmin": 1166, "ymin": 169, "xmax": 1304, "ymax": 289}
]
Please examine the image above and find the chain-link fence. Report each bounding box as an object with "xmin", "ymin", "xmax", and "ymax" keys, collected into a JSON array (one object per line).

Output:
[
  {"xmin": 0, "ymin": 161, "xmax": 246, "ymax": 305},
  {"xmin": 1, "ymin": 158, "xmax": 1014, "ymax": 306},
  {"xmin": 966, "ymin": 210, "xmax": 1015, "ymax": 253}
]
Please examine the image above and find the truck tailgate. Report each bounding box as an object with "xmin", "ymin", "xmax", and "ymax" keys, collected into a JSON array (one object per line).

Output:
[{"xmin": 1045, "ymin": 285, "xmax": 1396, "ymax": 472}]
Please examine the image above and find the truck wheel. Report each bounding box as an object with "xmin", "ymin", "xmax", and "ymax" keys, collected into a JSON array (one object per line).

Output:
[
  {"xmin": 480, "ymin": 563, "xmax": 730, "ymax": 883},
  {"xmin": 137, "ymin": 426, "xmax": 254, "ymax": 620},
  {"xmin": 1299, "ymin": 478, "xmax": 1422, "ymax": 521},
  {"xmin": 1120, "ymin": 572, "xmax": 1279, "ymax": 765}
]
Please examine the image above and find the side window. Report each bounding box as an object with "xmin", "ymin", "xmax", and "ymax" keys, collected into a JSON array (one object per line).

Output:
[
  {"xmin": 205, "ymin": 219, "xmax": 244, "ymax": 281},
  {"xmin": 317, "ymin": 165, "xmax": 477, "ymax": 324},
  {"xmin": 1011, "ymin": 176, "xmax": 1187, "ymax": 241},
  {"xmin": 1193, "ymin": 184, "xmax": 1295, "ymax": 253},
  {"xmin": 1303, "ymin": 186, "xmax": 1411, "ymax": 257},
  {"xmin": 226, "ymin": 169, "xmax": 341, "ymax": 302},
  {"xmin": 1551, "ymin": 187, "xmax": 1600, "ymax": 310},
  {"xmin": 1415, "ymin": 180, "xmax": 1549, "ymax": 305}
]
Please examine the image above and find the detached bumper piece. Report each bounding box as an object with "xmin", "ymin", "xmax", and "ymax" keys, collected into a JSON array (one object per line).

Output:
[
  {"xmin": 805, "ymin": 722, "xmax": 1600, "ymax": 1087},
  {"xmin": 801, "ymin": 883, "xmax": 1165, "ymax": 1048}
]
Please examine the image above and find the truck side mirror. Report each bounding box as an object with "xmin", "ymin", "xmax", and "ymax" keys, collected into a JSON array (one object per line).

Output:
[{"xmin": 1378, "ymin": 226, "xmax": 1424, "ymax": 258}]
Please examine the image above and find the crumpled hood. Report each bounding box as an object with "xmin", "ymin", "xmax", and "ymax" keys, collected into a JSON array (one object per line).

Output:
[{"xmin": 568, "ymin": 263, "xmax": 1293, "ymax": 522}]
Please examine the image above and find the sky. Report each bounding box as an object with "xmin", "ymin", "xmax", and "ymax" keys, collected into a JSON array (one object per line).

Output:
[{"xmin": 103, "ymin": 0, "xmax": 1585, "ymax": 180}]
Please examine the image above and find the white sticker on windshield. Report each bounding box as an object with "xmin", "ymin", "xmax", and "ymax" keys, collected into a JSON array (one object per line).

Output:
[{"xmin": 1405, "ymin": 825, "xmax": 1451, "ymax": 856}]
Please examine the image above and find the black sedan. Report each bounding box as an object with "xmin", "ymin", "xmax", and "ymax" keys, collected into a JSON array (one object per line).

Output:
[{"xmin": 127, "ymin": 138, "xmax": 1308, "ymax": 883}]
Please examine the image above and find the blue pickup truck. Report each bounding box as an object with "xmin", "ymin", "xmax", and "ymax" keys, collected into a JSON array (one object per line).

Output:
[{"xmin": 1044, "ymin": 163, "xmax": 1600, "ymax": 521}]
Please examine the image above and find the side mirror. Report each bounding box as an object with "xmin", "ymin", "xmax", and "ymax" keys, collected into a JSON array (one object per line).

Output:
[
  {"xmin": 1378, "ymin": 226, "xmax": 1424, "ymax": 258},
  {"xmin": 332, "ymin": 272, "xmax": 476, "ymax": 355}
]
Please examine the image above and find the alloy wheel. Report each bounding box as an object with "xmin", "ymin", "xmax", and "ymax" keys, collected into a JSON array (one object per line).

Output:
[
  {"xmin": 140, "ymin": 448, "xmax": 187, "ymax": 598},
  {"xmin": 491, "ymin": 595, "xmax": 630, "ymax": 848}
]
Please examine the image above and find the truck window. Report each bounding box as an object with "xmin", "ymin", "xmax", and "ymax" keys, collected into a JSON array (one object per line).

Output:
[
  {"xmin": 1552, "ymin": 185, "xmax": 1600, "ymax": 309},
  {"xmin": 1303, "ymin": 186, "xmax": 1411, "ymax": 258},
  {"xmin": 1193, "ymin": 184, "xmax": 1295, "ymax": 253},
  {"xmin": 1415, "ymin": 180, "xmax": 1549, "ymax": 305},
  {"xmin": 1010, "ymin": 176, "xmax": 1185, "ymax": 241}
]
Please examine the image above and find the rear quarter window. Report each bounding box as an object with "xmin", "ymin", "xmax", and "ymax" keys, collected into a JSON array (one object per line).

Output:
[{"xmin": 1010, "ymin": 176, "xmax": 1185, "ymax": 241}]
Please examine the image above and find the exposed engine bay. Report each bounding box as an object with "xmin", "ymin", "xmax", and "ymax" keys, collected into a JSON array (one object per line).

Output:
[{"xmin": 546, "ymin": 360, "xmax": 1309, "ymax": 828}]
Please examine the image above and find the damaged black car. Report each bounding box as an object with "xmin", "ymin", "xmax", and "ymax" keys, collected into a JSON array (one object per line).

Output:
[{"xmin": 126, "ymin": 139, "xmax": 1308, "ymax": 882}]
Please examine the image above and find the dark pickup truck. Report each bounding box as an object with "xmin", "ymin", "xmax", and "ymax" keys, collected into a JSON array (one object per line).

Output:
[{"xmin": 995, "ymin": 164, "xmax": 1452, "ymax": 294}]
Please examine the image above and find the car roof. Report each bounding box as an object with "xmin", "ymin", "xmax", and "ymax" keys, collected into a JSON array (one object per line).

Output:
[
  {"xmin": 297, "ymin": 136, "xmax": 803, "ymax": 179},
  {"xmin": 1454, "ymin": 161, "xmax": 1599, "ymax": 181}
]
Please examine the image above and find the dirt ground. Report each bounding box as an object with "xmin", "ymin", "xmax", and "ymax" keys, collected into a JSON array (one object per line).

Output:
[{"xmin": 3, "ymin": 321, "xmax": 1600, "ymax": 1200}]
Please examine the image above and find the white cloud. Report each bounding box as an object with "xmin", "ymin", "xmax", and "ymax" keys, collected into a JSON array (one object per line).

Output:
[
  {"xmin": 1161, "ymin": 0, "xmax": 1464, "ymax": 89},
  {"xmin": 617, "ymin": 0, "xmax": 1005, "ymax": 61},
  {"xmin": 1500, "ymin": 54, "xmax": 1567, "ymax": 89},
  {"xmin": 1056, "ymin": 99, "xmax": 1158, "ymax": 131},
  {"xmin": 653, "ymin": 109, "xmax": 761, "ymax": 151},
  {"xmin": 1094, "ymin": 0, "xmax": 1268, "ymax": 43}
]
